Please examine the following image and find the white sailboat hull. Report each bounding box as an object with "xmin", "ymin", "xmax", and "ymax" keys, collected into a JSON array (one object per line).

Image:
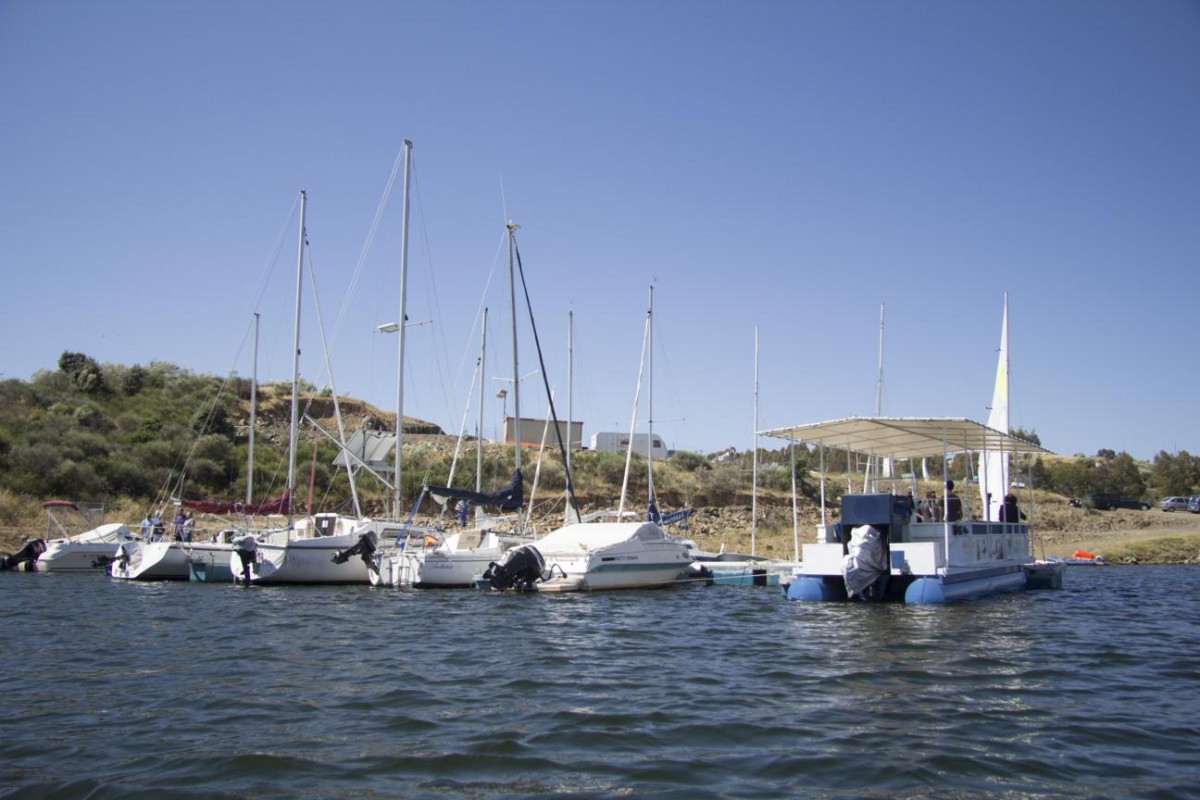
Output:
[
  {"xmin": 371, "ymin": 547, "xmax": 502, "ymax": 588},
  {"xmin": 236, "ymin": 534, "xmax": 370, "ymax": 585},
  {"xmin": 186, "ymin": 541, "xmax": 236, "ymax": 582},
  {"xmin": 109, "ymin": 541, "xmax": 190, "ymax": 581}
]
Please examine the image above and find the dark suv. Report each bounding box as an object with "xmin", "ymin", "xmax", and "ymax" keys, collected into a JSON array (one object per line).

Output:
[{"xmin": 1084, "ymin": 493, "xmax": 1151, "ymax": 511}]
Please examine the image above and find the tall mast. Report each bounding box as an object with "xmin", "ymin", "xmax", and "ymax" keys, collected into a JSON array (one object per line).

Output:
[
  {"xmin": 477, "ymin": 307, "xmax": 487, "ymax": 493},
  {"xmin": 752, "ymin": 324, "xmax": 759, "ymax": 557},
  {"xmin": 507, "ymin": 223, "xmax": 521, "ymax": 475},
  {"xmin": 647, "ymin": 285, "xmax": 655, "ymax": 505},
  {"xmin": 247, "ymin": 312, "xmax": 259, "ymax": 506},
  {"xmin": 568, "ymin": 309, "xmax": 576, "ymax": 474},
  {"xmin": 870, "ymin": 301, "xmax": 886, "ymax": 489},
  {"xmin": 392, "ymin": 139, "xmax": 413, "ymax": 520},
  {"xmin": 875, "ymin": 302, "xmax": 885, "ymax": 416},
  {"xmin": 286, "ymin": 190, "xmax": 306, "ymax": 526}
]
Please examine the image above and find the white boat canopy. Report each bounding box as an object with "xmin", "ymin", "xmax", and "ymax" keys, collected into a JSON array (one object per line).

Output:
[{"xmin": 760, "ymin": 417, "xmax": 1049, "ymax": 460}]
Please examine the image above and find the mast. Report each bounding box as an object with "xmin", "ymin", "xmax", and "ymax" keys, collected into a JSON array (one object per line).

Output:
[
  {"xmin": 752, "ymin": 324, "xmax": 759, "ymax": 557},
  {"xmin": 875, "ymin": 302, "xmax": 885, "ymax": 416},
  {"xmin": 507, "ymin": 223, "xmax": 521, "ymax": 476},
  {"xmin": 286, "ymin": 190, "xmax": 306, "ymax": 526},
  {"xmin": 875, "ymin": 302, "xmax": 887, "ymax": 486},
  {"xmin": 647, "ymin": 285, "xmax": 655, "ymax": 507},
  {"xmin": 566, "ymin": 309, "xmax": 573, "ymax": 478},
  {"xmin": 392, "ymin": 139, "xmax": 413, "ymax": 520},
  {"xmin": 247, "ymin": 312, "xmax": 259, "ymax": 506},
  {"xmin": 566, "ymin": 308, "xmax": 577, "ymax": 524},
  {"xmin": 477, "ymin": 307, "xmax": 487, "ymax": 493}
]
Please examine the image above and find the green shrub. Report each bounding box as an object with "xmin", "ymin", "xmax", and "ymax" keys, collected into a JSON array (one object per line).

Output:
[{"xmin": 670, "ymin": 450, "xmax": 711, "ymax": 472}]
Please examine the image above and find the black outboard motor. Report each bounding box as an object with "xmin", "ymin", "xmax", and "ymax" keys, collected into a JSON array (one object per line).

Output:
[
  {"xmin": 0, "ymin": 539, "xmax": 47, "ymax": 571},
  {"xmin": 233, "ymin": 536, "xmax": 259, "ymax": 584},
  {"xmin": 483, "ymin": 544, "xmax": 547, "ymax": 591},
  {"xmin": 332, "ymin": 530, "xmax": 378, "ymax": 572}
]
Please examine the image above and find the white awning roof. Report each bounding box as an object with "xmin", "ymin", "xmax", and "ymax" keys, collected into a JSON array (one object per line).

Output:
[{"xmin": 760, "ymin": 417, "xmax": 1048, "ymax": 459}]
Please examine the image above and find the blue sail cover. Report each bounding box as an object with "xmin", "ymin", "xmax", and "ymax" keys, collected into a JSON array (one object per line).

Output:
[
  {"xmin": 648, "ymin": 501, "xmax": 692, "ymax": 527},
  {"xmin": 426, "ymin": 469, "xmax": 523, "ymax": 512}
]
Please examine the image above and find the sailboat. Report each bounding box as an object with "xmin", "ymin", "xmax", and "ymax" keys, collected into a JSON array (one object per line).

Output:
[
  {"xmin": 111, "ymin": 315, "xmax": 283, "ymax": 583},
  {"xmin": 685, "ymin": 325, "xmax": 799, "ymax": 588},
  {"xmin": 767, "ymin": 297, "xmax": 1060, "ymax": 604},
  {"xmin": 484, "ymin": 283, "xmax": 693, "ymax": 592},
  {"xmin": 228, "ymin": 189, "xmax": 377, "ymax": 585},
  {"xmin": 371, "ymin": 220, "xmax": 539, "ymax": 588}
]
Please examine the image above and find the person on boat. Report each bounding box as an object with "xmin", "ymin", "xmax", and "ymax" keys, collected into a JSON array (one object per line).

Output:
[
  {"xmin": 140, "ymin": 514, "xmax": 153, "ymax": 540},
  {"xmin": 173, "ymin": 511, "xmax": 187, "ymax": 541},
  {"xmin": 999, "ymin": 493, "xmax": 1026, "ymax": 523},
  {"xmin": 183, "ymin": 512, "xmax": 196, "ymax": 542},
  {"xmin": 916, "ymin": 491, "xmax": 938, "ymax": 522},
  {"xmin": 939, "ymin": 481, "xmax": 963, "ymax": 522},
  {"xmin": 151, "ymin": 513, "xmax": 164, "ymax": 542}
]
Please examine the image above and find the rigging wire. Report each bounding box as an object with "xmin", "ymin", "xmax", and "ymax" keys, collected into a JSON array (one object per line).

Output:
[
  {"xmin": 410, "ymin": 159, "xmax": 457, "ymax": 429},
  {"xmin": 512, "ymin": 232, "xmax": 580, "ymax": 516},
  {"xmin": 328, "ymin": 143, "xmax": 406, "ymax": 353}
]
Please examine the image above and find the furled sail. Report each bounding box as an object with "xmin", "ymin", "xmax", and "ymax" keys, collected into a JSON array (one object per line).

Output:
[
  {"xmin": 979, "ymin": 296, "xmax": 1010, "ymax": 521},
  {"xmin": 181, "ymin": 490, "xmax": 291, "ymax": 516},
  {"xmin": 426, "ymin": 469, "xmax": 523, "ymax": 511}
]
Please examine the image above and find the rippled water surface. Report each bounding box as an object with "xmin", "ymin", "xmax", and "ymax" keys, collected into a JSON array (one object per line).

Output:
[{"xmin": 2, "ymin": 567, "xmax": 1199, "ymax": 799}]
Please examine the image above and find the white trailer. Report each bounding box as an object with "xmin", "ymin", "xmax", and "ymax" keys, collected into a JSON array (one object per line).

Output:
[{"xmin": 589, "ymin": 431, "xmax": 669, "ymax": 460}]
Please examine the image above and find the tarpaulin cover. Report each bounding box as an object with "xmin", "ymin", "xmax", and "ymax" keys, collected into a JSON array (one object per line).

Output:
[{"xmin": 426, "ymin": 470, "xmax": 523, "ymax": 512}]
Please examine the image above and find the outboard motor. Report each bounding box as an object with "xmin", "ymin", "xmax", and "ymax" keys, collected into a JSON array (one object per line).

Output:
[
  {"xmin": 0, "ymin": 539, "xmax": 47, "ymax": 571},
  {"xmin": 842, "ymin": 524, "xmax": 890, "ymax": 600},
  {"xmin": 483, "ymin": 544, "xmax": 547, "ymax": 591},
  {"xmin": 110, "ymin": 542, "xmax": 135, "ymax": 576},
  {"xmin": 332, "ymin": 530, "xmax": 378, "ymax": 571},
  {"xmin": 90, "ymin": 553, "xmax": 117, "ymax": 569},
  {"xmin": 234, "ymin": 536, "xmax": 259, "ymax": 584}
]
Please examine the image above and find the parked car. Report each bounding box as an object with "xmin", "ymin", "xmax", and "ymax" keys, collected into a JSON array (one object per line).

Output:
[
  {"xmin": 1190, "ymin": 496, "xmax": 1200, "ymax": 514},
  {"xmin": 1161, "ymin": 496, "xmax": 1190, "ymax": 512},
  {"xmin": 1083, "ymin": 493, "xmax": 1151, "ymax": 511}
]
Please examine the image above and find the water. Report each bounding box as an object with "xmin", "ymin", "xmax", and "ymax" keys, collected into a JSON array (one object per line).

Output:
[{"xmin": 2, "ymin": 568, "xmax": 1198, "ymax": 799}]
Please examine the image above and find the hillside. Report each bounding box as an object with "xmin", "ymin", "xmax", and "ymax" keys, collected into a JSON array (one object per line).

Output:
[{"xmin": 3, "ymin": 354, "xmax": 1200, "ymax": 565}]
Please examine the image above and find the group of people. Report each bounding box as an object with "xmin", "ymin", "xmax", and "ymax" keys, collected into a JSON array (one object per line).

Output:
[
  {"xmin": 909, "ymin": 480, "xmax": 1025, "ymax": 524},
  {"xmin": 139, "ymin": 510, "xmax": 196, "ymax": 542}
]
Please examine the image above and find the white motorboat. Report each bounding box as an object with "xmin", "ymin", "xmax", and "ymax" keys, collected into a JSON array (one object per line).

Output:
[
  {"xmin": 485, "ymin": 520, "xmax": 693, "ymax": 592},
  {"xmin": 28, "ymin": 501, "xmax": 136, "ymax": 573}
]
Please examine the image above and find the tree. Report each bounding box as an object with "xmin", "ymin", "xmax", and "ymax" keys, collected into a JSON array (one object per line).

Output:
[
  {"xmin": 1149, "ymin": 450, "xmax": 1200, "ymax": 498},
  {"xmin": 123, "ymin": 364, "xmax": 147, "ymax": 395},
  {"xmin": 1093, "ymin": 452, "xmax": 1146, "ymax": 497},
  {"xmin": 1012, "ymin": 427, "xmax": 1041, "ymax": 447},
  {"xmin": 58, "ymin": 351, "xmax": 107, "ymax": 394}
]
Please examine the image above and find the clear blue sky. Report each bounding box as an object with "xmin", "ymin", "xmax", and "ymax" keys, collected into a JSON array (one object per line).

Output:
[{"xmin": 3, "ymin": 0, "xmax": 1198, "ymax": 462}]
